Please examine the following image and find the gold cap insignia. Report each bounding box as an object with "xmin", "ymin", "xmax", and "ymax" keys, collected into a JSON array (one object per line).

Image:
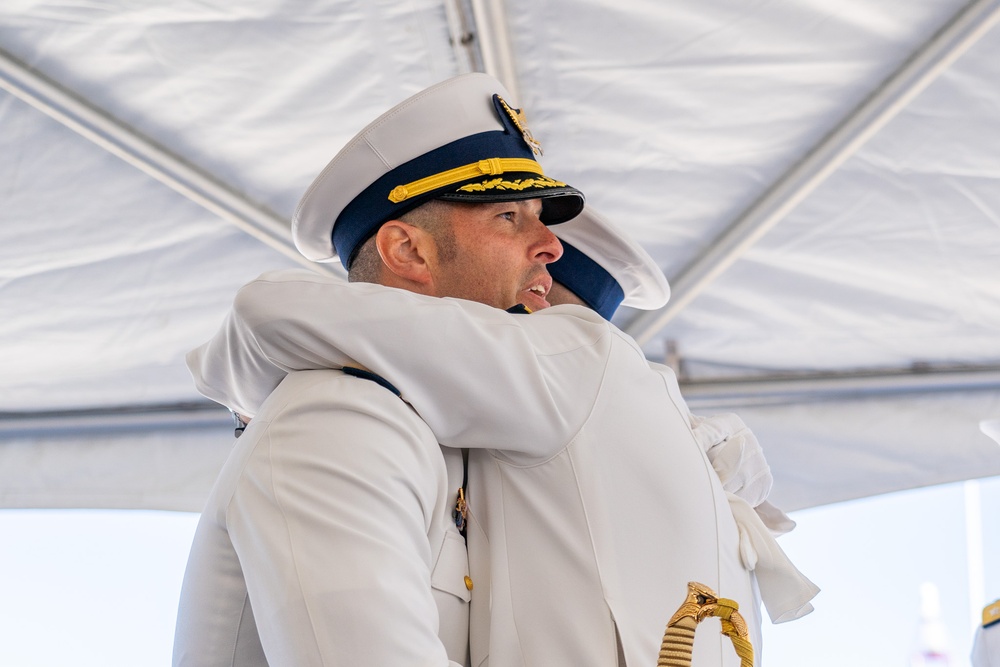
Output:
[{"xmin": 496, "ymin": 96, "xmax": 543, "ymax": 156}]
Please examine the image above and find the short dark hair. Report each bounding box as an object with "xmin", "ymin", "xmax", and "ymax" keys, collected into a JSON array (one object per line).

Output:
[
  {"xmin": 346, "ymin": 236, "xmax": 381, "ymax": 283},
  {"xmin": 346, "ymin": 200, "xmax": 458, "ymax": 284}
]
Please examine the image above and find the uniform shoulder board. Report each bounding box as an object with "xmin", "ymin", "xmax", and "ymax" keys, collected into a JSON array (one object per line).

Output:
[{"xmin": 984, "ymin": 600, "xmax": 1000, "ymax": 628}]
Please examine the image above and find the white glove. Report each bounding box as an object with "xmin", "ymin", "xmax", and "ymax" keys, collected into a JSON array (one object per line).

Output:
[{"xmin": 690, "ymin": 412, "xmax": 773, "ymax": 508}]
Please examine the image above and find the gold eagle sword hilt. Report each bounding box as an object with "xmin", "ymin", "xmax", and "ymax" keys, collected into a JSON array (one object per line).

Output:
[{"xmin": 657, "ymin": 582, "xmax": 754, "ymax": 667}]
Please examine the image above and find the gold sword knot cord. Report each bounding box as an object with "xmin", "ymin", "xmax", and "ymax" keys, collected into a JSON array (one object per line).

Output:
[{"xmin": 657, "ymin": 582, "xmax": 754, "ymax": 667}]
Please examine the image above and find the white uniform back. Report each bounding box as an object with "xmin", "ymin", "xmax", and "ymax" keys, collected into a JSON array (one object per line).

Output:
[{"xmin": 174, "ymin": 370, "xmax": 470, "ymax": 666}]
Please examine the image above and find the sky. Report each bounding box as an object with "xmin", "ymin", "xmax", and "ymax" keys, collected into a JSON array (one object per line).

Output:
[
  {"xmin": 1, "ymin": 475, "xmax": 998, "ymax": 667},
  {"xmin": 762, "ymin": 476, "xmax": 1000, "ymax": 666}
]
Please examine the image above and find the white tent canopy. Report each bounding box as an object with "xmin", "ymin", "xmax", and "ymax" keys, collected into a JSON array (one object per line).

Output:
[{"xmin": 2, "ymin": 0, "xmax": 999, "ymax": 513}]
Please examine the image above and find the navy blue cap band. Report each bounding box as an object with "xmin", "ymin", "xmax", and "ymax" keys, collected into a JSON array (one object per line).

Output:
[
  {"xmin": 332, "ymin": 93, "xmax": 585, "ymax": 269},
  {"xmin": 548, "ymin": 240, "xmax": 625, "ymax": 320},
  {"xmin": 334, "ymin": 128, "xmax": 536, "ymax": 267}
]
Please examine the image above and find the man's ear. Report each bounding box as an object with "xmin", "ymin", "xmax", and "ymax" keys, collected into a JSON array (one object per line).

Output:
[{"xmin": 375, "ymin": 220, "xmax": 433, "ymax": 286}]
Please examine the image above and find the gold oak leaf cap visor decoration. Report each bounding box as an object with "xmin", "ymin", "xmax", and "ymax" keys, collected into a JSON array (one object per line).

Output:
[{"xmin": 292, "ymin": 73, "xmax": 585, "ymax": 269}]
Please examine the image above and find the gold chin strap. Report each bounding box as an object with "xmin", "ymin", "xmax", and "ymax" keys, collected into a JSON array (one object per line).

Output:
[{"xmin": 658, "ymin": 582, "xmax": 754, "ymax": 667}]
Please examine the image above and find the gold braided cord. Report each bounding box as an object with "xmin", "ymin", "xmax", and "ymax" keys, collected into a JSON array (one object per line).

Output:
[
  {"xmin": 658, "ymin": 582, "xmax": 754, "ymax": 667},
  {"xmin": 714, "ymin": 599, "xmax": 754, "ymax": 667},
  {"xmin": 387, "ymin": 158, "xmax": 545, "ymax": 203}
]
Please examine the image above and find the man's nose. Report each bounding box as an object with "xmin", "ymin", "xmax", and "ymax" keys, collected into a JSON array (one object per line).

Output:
[{"xmin": 530, "ymin": 216, "xmax": 563, "ymax": 264}]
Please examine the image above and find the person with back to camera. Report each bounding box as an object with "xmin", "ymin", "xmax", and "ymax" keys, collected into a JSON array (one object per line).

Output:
[{"xmin": 185, "ymin": 74, "xmax": 818, "ymax": 667}]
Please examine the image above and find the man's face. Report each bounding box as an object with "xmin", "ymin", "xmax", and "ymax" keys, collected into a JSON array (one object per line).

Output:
[{"xmin": 428, "ymin": 198, "xmax": 563, "ymax": 311}]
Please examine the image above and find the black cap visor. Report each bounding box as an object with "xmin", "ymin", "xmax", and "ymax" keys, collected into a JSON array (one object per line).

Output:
[{"xmin": 437, "ymin": 181, "xmax": 585, "ymax": 224}]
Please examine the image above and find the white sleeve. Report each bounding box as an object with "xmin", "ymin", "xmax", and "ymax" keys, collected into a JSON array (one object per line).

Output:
[
  {"xmin": 972, "ymin": 619, "xmax": 1000, "ymax": 667},
  {"xmin": 648, "ymin": 361, "xmax": 779, "ymax": 514},
  {"xmin": 188, "ymin": 270, "xmax": 611, "ymax": 457},
  {"xmin": 229, "ymin": 373, "xmax": 461, "ymax": 666}
]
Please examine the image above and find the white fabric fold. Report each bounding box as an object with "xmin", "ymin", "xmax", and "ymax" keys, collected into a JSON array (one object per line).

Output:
[
  {"xmin": 754, "ymin": 500, "xmax": 796, "ymax": 536},
  {"xmin": 727, "ymin": 493, "xmax": 820, "ymax": 624},
  {"xmin": 980, "ymin": 419, "xmax": 1000, "ymax": 446}
]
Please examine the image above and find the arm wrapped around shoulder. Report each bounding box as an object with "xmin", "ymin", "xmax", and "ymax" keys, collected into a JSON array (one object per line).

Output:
[{"xmin": 689, "ymin": 413, "xmax": 772, "ymax": 509}]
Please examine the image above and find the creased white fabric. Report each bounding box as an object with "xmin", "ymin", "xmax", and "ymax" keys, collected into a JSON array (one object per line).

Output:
[{"xmin": 727, "ymin": 493, "xmax": 819, "ymax": 624}]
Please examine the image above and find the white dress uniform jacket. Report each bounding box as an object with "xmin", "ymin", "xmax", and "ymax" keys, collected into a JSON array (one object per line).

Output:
[
  {"xmin": 188, "ymin": 270, "xmax": 818, "ymax": 667},
  {"xmin": 973, "ymin": 601, "xmax": 1000, "ymax": 667},
  {"xmin": 173, "ymin": 369, "xmax": 470, "ymax": 667}
]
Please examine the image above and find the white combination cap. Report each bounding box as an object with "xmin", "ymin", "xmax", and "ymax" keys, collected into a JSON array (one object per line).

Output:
[{"xmin": 293, "ymin": 73, "xmax": 584, "ymax": 268}]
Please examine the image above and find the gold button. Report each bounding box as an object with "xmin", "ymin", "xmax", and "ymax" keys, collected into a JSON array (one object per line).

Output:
[{"xmin": 464, "ymin": 576, "xmax": 474, "ymax": 591}]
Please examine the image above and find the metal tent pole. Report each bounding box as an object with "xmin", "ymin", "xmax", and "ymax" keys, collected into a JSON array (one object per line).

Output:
[
  {"xmin": 626, "ymin": 0, "xmax": 1000, "ymax": 347},
  {"xmin": 0, "ymin": 47, "xmax": 338, "ymax": 275}
]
